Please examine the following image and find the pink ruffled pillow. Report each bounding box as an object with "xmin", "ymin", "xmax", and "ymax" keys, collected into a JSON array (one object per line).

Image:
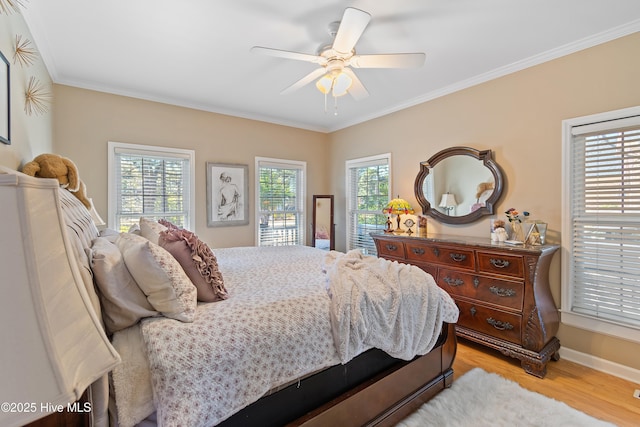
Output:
[{"xmin": 158, "ymin": 221, "xmax": 227, "ymax": 302}]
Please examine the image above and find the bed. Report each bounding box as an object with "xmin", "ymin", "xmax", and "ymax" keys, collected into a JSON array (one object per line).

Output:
[{"xmin": 16, "ymin": 167, "xmax": 459, "ymax": 427}]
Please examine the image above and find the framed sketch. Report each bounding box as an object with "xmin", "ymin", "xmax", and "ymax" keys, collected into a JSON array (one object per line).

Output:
[
  {"xmin": 206, "ymin": 162, "xmax": 249, "ymax": 227},
  {"xmin": 0, "ymin": 50, "xmax": 9, "ymax": 145}
]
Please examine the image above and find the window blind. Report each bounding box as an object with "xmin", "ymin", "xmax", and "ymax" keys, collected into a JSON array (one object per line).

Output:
[
  {"xmin": 110, "ymin": 143, "xmax": 194, "ymax": 231},
  {"xmin": 256, "ymin": 158, "xmax": 306, "ymax": 247},
  {"xmin": 569, "ymin": 118, "xmax": 640, "ymax": 328},
  {"xmin": 346, "ymin": 154, "xmax": 390, "ymax": 255}
]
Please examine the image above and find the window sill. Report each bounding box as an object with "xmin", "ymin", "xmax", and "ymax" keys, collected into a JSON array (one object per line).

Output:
[{"xmin": 560, "ymin": 310, "xmax": 640, "ymax": 344}]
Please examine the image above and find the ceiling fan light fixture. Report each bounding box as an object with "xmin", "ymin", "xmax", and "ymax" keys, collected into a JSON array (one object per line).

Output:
[
  {"xmin": 332, "ymin": 72, "xmax": 352, "ymax": 97},
  {"xmin": 315, "ymin": 74, "xmax": 333, "ymax": 95},
  {"xmin": 315, "ymin": 70, "xmax": 352, "ymax": 97},
  {"xmin": 253, "ymin": 7, "xmax": 423, "ymax": 109}
]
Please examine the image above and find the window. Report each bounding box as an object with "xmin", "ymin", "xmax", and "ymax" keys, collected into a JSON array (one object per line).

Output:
[
  {"xmin": 562, "ymin": 107, "xmax": 640, "ymax": 343},
  {"xmin": 256, "ymin": 157, "xmax": 306, "ymax": 246},
  {"xmin": 346, "ymin": 154, "xmax": 391, "ymax": 255},
  {"xmin": 108, "ymin": 141, "xmax": 195, "ymax": 232}
]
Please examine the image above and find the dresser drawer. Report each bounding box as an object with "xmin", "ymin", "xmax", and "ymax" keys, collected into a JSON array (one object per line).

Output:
[
  {"xmin": 477, "ymin": 251, "xmax": 525, "ymax": 279},
  {"xmin": 376, "ymin": 238, "xmax": 406, "ymax": 259},
  {"xmin": 437, "ymin": 269, "xmax": 524, "ymax": 311},
  {"xmin": 455, "ymin": 300, "xmax": 522, "ymax": 344},
  {"xmin": 415, "ymin": 263, "xmax": 437, "ymax": 278},
  {"xmin": 405, "ymin": 242, "xmax": 475, "ymax": 270}
]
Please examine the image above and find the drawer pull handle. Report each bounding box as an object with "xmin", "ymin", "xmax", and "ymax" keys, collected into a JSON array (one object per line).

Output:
[
  {"xmin": 450, "ymin": 253, "xmax": 467, "ymax": 262},
  {"xmin": 411, "ymin": 247, "xmax": 425, "ymax": 255},
  {"xmin": 385, "ymin": 244, "xmax": 398, "ymax": 251},
  {"xmin": 489, "ymin": 286, "xmax": 516, "ymax": 297},
  {"xmin": 489, "ymin": 258, "xmax": 510, "ymax": 268},
  {"xmin": 470, "ymin": 307, "xmax": 477, "ymax": 316},
  {"xmin": 473, "ymin": 277, "xmax": 480, "ymax": 288},
  {"xmin": 433, "ymin": 248, "xmax": 440, "ymax": 257},
  {"xmin": 487, "ymin": 318, "xmax": 514, "ymax": 331},
  {"xmin": 443, "ymin": 276, "xmax": 464, "ymax": 287}
]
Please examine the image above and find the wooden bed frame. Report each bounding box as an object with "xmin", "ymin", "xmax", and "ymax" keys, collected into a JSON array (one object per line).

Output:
[{"xmin": 296, "ymin": 323, "xmax": 457, "ymax": 427}]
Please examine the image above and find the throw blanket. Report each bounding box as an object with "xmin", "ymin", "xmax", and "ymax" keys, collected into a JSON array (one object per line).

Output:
[{"xmin": 324, "ymin": 250, "xmax": 459, "ymax": 363}]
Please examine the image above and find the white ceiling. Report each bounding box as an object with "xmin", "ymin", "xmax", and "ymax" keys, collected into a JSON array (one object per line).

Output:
[{"xmin": 20, "ymin": 0, "xmax": 640, "ymax": 133}]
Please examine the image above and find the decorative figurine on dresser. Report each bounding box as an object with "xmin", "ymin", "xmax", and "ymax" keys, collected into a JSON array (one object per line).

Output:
[{"xmin": 373, "ymin": 146, "xmax": 561, "ymax": 378}]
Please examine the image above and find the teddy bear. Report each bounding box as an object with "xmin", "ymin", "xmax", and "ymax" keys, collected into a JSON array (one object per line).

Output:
[
  {"xmin": 21, "ymin": 153, "xmax": 92, "ymax": 208},
  {"xmin": 475, "ymin": 181, "xmax": 494, "ymax": 200}
]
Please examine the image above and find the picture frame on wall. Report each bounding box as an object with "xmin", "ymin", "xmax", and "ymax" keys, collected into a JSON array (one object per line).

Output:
[
  {"xmin": 206, "ymin": 162, "xmax": 249, "ymax": 227},
  {"xmin": 0, "ymin": 50, "xmax": 10, "ymax": 145}
]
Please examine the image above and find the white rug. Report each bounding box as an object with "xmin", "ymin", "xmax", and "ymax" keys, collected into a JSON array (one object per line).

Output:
[{"xmin": 397, "ymin": 368, "xmax": 616, "ymax": 427}]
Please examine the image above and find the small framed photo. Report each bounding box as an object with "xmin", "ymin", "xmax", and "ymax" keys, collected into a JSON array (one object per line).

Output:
[
  {"xmin": 0, "ymin": 50, "xmax": 10, "ymax": 145},
  {"xmin": 206, "ymin": 162, "xmax": 249, "ymax": 227}
]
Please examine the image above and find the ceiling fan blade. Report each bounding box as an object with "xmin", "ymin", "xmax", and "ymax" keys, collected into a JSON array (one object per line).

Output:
[
  {"xmin": 350, "ymin": 53, "xmax": 426, "ymax": 69},
  {"xmin": 281, "ymin": 68, "xmax": 327, "ymax": 95},
  {"xmin": 342, "ymin": 68, "xmax": 369, "ymax": 100},
  {"xmin": 332, "ymin": 8, "xmax": 371, "ymax": 54},
  {"xmin": 251, "ymin": 46, "xmax": 324, "ymax": 64}
]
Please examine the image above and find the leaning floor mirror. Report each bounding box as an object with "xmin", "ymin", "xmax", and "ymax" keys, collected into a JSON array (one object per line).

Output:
[{"xmin": 312, "ymin": 195, "xmax": 334, "ymax": 250}]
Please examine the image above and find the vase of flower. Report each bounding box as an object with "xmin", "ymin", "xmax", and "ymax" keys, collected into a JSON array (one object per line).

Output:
[
  {"xmin": 511, "ymin": 221, "xmax": 525, "ymax": 242},
  {"xmin": 505, "ymin": 208, "xmax": 530, "ymax": 242}
]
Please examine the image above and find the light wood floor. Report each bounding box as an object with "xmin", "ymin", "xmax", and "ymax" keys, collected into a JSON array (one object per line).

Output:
[{"xmin": 453, "ymin": 338, "xmax": 640, "ymax": 426}]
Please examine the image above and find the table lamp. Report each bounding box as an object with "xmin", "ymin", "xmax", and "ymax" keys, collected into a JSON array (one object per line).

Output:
[
  {"xmin": 383, "ymin": 196, "xmax": 415, "ymax": 233},
  {"xmin": 439, "ymin": 192, "xmax": 458, "ymax": 216}
]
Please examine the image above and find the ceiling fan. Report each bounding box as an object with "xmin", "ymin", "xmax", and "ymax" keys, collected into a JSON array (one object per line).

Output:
[{"xmin": 251, "ymin": 7, "xmax": 425, "ymax": 111}]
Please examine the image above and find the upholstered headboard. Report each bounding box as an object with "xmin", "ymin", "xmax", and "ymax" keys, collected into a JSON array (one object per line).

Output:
[
  {"xmin": 57, "ymin": 188, "xmax": 101, "ymax": 309},
  {"xmin": 0, "ymin": 166, "xmax": 118, "ymax": 427},
  {"xmin": 57, "ymin": 187, "xmax": 115, "ymax": 427}
]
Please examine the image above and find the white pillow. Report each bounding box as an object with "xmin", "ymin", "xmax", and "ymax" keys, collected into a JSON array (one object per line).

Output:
[
  {"xmin": 116, "ymin": 233, "xmax": 197, "ymax": 323},
  {"xmin": 139, "ymin": 217, "xmax": 168, "ymax": 244},
  {"xmin": 90, "ymin": 237, "xmax": 158, "ymax": 333}
]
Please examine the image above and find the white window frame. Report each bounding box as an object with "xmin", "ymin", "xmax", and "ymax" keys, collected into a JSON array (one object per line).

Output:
[
  {"xmin": 255, "ymin": 157, "xmax": 306, "ymax": 246},
  {"xmin": 561, "ymin": 106, "xmax": 640, "ymax": 343},
  {"xmin": 346, "ymin": 153, "xmax": 391, "ymax": 255},
  {"xmin": 108, "ymin": 141, "xmax": 195, "ymax": 231}
]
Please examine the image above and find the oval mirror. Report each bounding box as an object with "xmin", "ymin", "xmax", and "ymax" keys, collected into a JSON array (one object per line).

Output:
[{"xmin": 414, "ymin": 147, "xmax": 504, "ymax": 225}]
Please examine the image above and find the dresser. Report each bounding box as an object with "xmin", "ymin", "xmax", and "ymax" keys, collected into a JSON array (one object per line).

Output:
[{"xmin": 372, "ymin": 233, "xmax": 560, "ymax": 378}]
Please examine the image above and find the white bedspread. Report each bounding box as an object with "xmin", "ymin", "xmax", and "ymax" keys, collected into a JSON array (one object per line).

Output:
[
  {"xmin": 324, "ymin": 250, "xmax": 459, "ymax": 363},
  {"xmin": 135, "ymin": 246, "xmax": 340, "ymax": 427},
  {"xmin": 111, "ymin": 246, "xmax": 459, "ymax": 427}
]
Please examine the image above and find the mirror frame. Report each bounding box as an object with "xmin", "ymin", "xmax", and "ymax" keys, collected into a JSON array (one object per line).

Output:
[
  {"xmin": 414, "ymin": 146, "xmax": 504, "ymax": 225},
  {"xmin": 311, "ymin": 195, "xmax": 335, "ymax": 250}
]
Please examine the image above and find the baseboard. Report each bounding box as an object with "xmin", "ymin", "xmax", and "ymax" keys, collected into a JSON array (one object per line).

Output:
[{"xmin": 560, "ymin": 347, "xmax": 640, "ymax": 384}]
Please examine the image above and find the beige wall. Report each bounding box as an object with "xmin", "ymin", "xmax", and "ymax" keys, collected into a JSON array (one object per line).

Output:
[
  {"xmin": 52, "ymin": 85, "xmax": 330, "ymax": 248},
  {"xmin": 0, "ymin": 11, "xmax": 53, "ymax": 169},
  {"xmin": 329, "ymin": 32, "xmax": 640, "ymax": 370}
]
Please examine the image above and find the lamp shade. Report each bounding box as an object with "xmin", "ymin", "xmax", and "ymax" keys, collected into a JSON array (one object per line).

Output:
[
  {"xmin": 439, "ymin": 193, "xmax": 458, "ymax": 208},
  {"xmin": 383, "ymin": 197, "xmax": 415, "ymax": 215},
  {"xmin": 315, "ymin": 71, "xmax": 352, "ymax": 97},
  {"xmin": 0, "ymin": 169, "xmax": 120, "ymax": 426}
]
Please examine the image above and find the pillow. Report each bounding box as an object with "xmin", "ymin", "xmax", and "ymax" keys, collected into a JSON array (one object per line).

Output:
[
  {"xmin": 139, "ymin": 217, "xmax": 167, "ymax": 244},
  {"xmin": 116, "ymin": 233, "xmax": 197, "ymax": 322},
  {"xmin": 159, "ymin": 227, "xmax": 228, "ymax": 302},
  {"xmin": 90, "ymin": 237, "xmax": 158, "ymax": 333},
  {"xmin": 158, "ymin": 218, "xmax": 180, "ymax": 230},
  {"xmin": 315, "ymin": 225, "xmax": 330, "ymax": 240},
  {"xmin": 99, "ymin": 227, "xmax": 120, "ymax": 243},
  {"xmin": 128, "ymin": 223, "xmax": 141, "ymax": 235}
]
